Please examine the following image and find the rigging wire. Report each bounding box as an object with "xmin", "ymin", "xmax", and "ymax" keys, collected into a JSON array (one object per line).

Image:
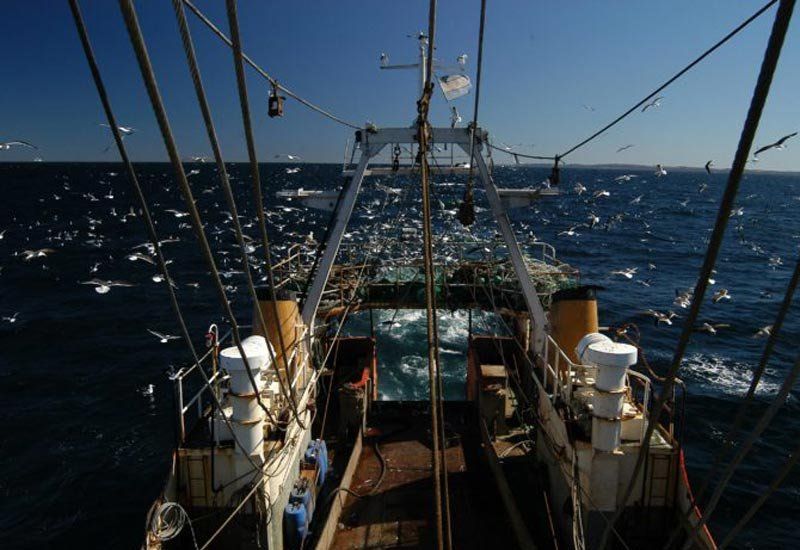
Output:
[
  {"xmin": 457, "ymin": 0, "xmax": 487, "ymax": 227},
  {"xmin": 558, "ymin": 0, "xmax": 779, "ymax": 160},
  {"xmin": 663, "ymin": 249, "xmax": 800, "ymax": 547},
  {"xmin": 597, "ymin": 1, "xmax": 795, "ymax": 547},
  {"xmin": 119, "ymin": 0, "xmax": 281, "ymax": 426},
  {"xmin": 68, "ymin": 0, "xmax": 263, "ymax": 471},
  {"xmin": 683, "ymin": 353, "xmax": 800, "ymax": 549},
  {"xmin": 416, "ymin": 0, "xmax": 452, "ymax": 547},
  {"xmin": 718, "ymin": 438, "xmax": 800, "ymax": 548},
  {"xmin": 181, "ymin": 0, "xmax": 362, "ymax": 130},
  {"xmin": 170, "ymin": 0, "xmax": 302, "ymax": 427},
  {"xmin": 224, "ymin": 0, "xmax": 305, "ymax": 422}
]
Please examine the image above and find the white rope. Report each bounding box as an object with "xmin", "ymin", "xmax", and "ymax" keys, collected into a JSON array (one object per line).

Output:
[{"xmin": 151, "ymin": 501, "xmax": 199, "ymax": 549}]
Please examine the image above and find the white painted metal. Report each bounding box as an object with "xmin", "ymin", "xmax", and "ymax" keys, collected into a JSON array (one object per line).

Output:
[
  {"xmin": 231, "ymin": 416, "xmax": 265, "ymax": 457},
  {"xmin": 220, "ymin": 335, "xmax": 271, "ymax": 395},
  {"xmin": 592, "ymin": 388, "xmax": 626, "ymax": 419},
  {"xmin": 231, "ymin": 393, "xmax": 260, "ymax": 422},
  {"xmin": 465, "ymin": 143, "xmax": 549, "ymax": 355},
  {"xmin": 498, "ymin": 187, "xmax": 560, "ymax": 209},
  {"xmin": 591, "ymin": 417, "xmax": 622, "ymax": 452},
  {"xmin": 586, "ymin": 341, "xmax": 637, "ymax": 392},
  {"xmin": 301, "ymin": 143, "xmax": 384, "ymax": 326},
  {"xmin": 276, "ymin": 188, "xmax": 339, "ymax": 211},
  {"xmin": 342, "ymin": 165, "xmax": 472, "ymax": 177},
  {"xmin": 575, "ymin": 333, "xmax": 611, "ymax": 363},
  {"xmin": 364, "ymin": 126, "xmax": 485, "ymax": 147}
]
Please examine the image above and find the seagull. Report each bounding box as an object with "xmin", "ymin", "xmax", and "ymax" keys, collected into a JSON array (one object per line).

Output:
[
  {"xmin": 674, "ymin": 288, "xmax": 693, "ymax": 309},
  {"xmin": 614, "ymin": 174, "xmax": 638, "ymax": 182},
  {"xmin": 753, "ymin": 325, "xmax": 772, "ymax": 338},
  {"xmin": 753, "ymin": 132, "xmax": 797, "ymax": 158},
  {"xmin": 20, "ymin": 248, "xmax": 55, "ymax": 261},
  {"xmin": 0, "ymin": 140, "xmax": 38, "ymax": 150},
  {"xmin": 380, "ymin": 52, "xmax": 389, "ymax": 67},
  {"xmin": 80, "ymin": 278, "xmax": 136, "ymax": 294},
  {"xmin": 641, "ymin": 96, "xmax": 663, "ymax": 112},
  {"xmin": 592, "ymin": 190, "xmax": 610, "ymax": 199},
  {"xmin": 127, "ymin": 252, "xmax": 155, "ymax": 265},
  {"xmin": 285, "ymin": 167, "xmax": 301, "ymax": 174},
  {"xmin": 450, "ymin": 106, "xmax": 462, "ymax": 128},
  {"xmin": 558, "ymin": 226, "xmax": 581, "ymax": 237},
  {"xmin": 100, "ymin": 123, "xmax": 135, "ymax": 136},
  {"xmin": 457, "ymin": 54, "xmax": 468, "ymax": 68},
  {"xmin": 165, "ymin": 209, "xmax": 189, "ymax": 218},
  {"xmin": 274, "ymin": 154, "xmax": 301, "ymax": 161},
  {"xmin": 630, "ymin": 194, "xmax": 644, "ymax": 205},
  {"xmin": 694, "ymin": 322, "xmax": 730, "ymax": 335},
  {"xmin": 711, "ymin": 288, "xmax": 731, "ymax": 303},
  {"xmin": 655, "ymin": 164, "xmax": 667, "ymax": 177},
  {"xmin": 147, "ymin": 329, "xmax": 181, "ymax": 343},
  {"xmin": 643, "ymin": 309, "xmax": 680, "ymax": 326},
  {"xmin": 582, "ymin": 104, "xmax": 596, "ymax": 112},
  {"xmin": 188, "ymin": 156, "xmax": 209, "ymax": 163},
  {"xmin": 705, "ymin": 160, "xmax": 713, "ymax": 175},
  {"xmin": 616, "ymin": 144, "xmax": 634, "ymax": 153},
  {"xmin": 611, "ymin": 267, "xmax": 637, "ymax": 279},
  {"xmin": 574, "ymin": 183, "xmax": 586, "ymax": 195},
  {"xmin": 140, "ymin": 383, "xmax": 155, "ymax": 397},
  {"xmin": 2, "ymin": 312, "xmax": 19, "ymax": 323}
]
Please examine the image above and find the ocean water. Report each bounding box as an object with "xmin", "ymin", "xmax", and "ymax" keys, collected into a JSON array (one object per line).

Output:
[{"xmin": 1, "ymin": 161, "xmax": 798, "ymax": 549}]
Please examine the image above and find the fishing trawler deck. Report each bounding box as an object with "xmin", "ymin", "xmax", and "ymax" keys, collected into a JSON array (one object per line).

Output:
[{"xmin": 323, "ymin": 402, "xmax": 518, "ymax": 550}]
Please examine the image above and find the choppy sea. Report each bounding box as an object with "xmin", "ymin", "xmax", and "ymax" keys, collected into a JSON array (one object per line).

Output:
[{"xmin": 1, "ymin": 162, "xmax": 798, "ymax": 548}]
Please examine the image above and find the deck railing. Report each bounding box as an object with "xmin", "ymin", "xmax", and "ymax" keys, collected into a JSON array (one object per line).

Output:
[{"xmin": 540, "ymin": 334, "xmax": 654, "ymax": 440}]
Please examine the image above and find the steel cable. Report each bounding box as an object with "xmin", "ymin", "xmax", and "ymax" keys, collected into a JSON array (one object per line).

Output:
[
  {"xmin": 182, "ymin": 0, "xmax": 362, "ymax": 130},
  {"xmin": 559, "ymin": 0, "xmax": 779, "ymax": 160},
  {"xmin": 223, "ymin": 0, "xmax": 305, "ymax": 425},
  {"xmin": 170, "ymin": 0, "xmax": 302, "ymax": 428},
  {"xmin": 120, "ymin": 0, "xmax": 279, "ymax": 426},
  {"xmin": 597, "ymin": 1, "xmax": 795, "ymax": 547},
  {"xmin": 69, "ymin": 0, "xmax": 263, "ymax": 470}
]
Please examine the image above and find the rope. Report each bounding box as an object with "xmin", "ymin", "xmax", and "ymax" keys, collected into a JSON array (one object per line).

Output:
[
  {"xmin": 224, "ymin": 0, "xmax": 305, "ymax": 425},
  {"xmin": 170, "ymin": 0, "xmax": 301, "ymax": 428},
  {"xmin": 457, "ymin": 0, "xmax": 487, "ymax": 227},
  {"xmin": 119, "ymin": 0, "xmax": 279, "ymax": 426},
  {"xmin": 486, "ymin": 142, "xmax": 556, "ymax": 161},
  {"xmin": 69, "ymin": 0, "xmax": 262, "ymax": 470},
  {"xmin": 151, "ymin": 501, "xmax": 198, "ymax": 548},
  {"xmin": 417, "ymin": 1, "xmax": 452, "ymax": 547},
  {"xmin": 685, "ymin": 354, "xmax": 800, "ymax": 549},
  {"xmin": 598, "ymin": 1, "xmax": 795, "ymax": 547},
  {"xmin": 181, "ymin": 0, "xmax": 362, "ymax": 130},
  {"xmin": 559, "ymin": 0, "xmax": 779, "ymax": 160},
  {"xmin": 718, "ymin": 438, "xmax": 800, "ymax": 548},
  {"xmin": 663, "ymin": 247, "xmax": 800, "ymax": 546}
]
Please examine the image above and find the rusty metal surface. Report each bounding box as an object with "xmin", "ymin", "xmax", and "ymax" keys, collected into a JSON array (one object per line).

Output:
[{"xmin": 329, "ymin": 402, "xmax": 517, "ymax": 549}]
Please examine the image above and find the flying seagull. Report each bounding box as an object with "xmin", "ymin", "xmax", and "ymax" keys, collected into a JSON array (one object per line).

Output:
[
  {"xmin": 147, "ymin": 329, "xmax": 181, "ymax": 343},
  {"xmin": 20, "ymin": 248, "xmax": 55, "ymax": 261},
  {"xmin": 80, "ymin": 278, "xmax": 136, "ymax": 295},
  {"xmin": 753, "ymin": 132, "xmax": 797, "ymax": 158},
  {"xmin": 641, "ymin": 96, "xmax": 663, "ymax": 112},
  {"xmin": 655, "ymin": 164, "xmax": 667, "ymax": 177},
  {"xmin": 274, "ymin": 154, "xmax": 301, "ymax": 161},
  {"xmin": 705, "ymin": 160, "xmax": 713, "ymax": 175},
  {"xmin": 100, "ymin": 123, "xmax": 135, "ymax": 136},
  {"xmin": 0, "ymin": 140, "xmax": 38, "ymax": 150},
  {"xmin": 616, "ymin": 144, "xmax": 634, "ymax": 153}
]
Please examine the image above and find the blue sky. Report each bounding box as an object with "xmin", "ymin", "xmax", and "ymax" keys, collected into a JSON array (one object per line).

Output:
[{"xmin": 1, "ymin": 1, "xmax": 798, "ymax": 170}]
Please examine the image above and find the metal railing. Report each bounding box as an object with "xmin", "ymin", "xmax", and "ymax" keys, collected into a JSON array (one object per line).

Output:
[{"xmin": 540, "ymin": 334, "xmax": 655, "ymax": 442}]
